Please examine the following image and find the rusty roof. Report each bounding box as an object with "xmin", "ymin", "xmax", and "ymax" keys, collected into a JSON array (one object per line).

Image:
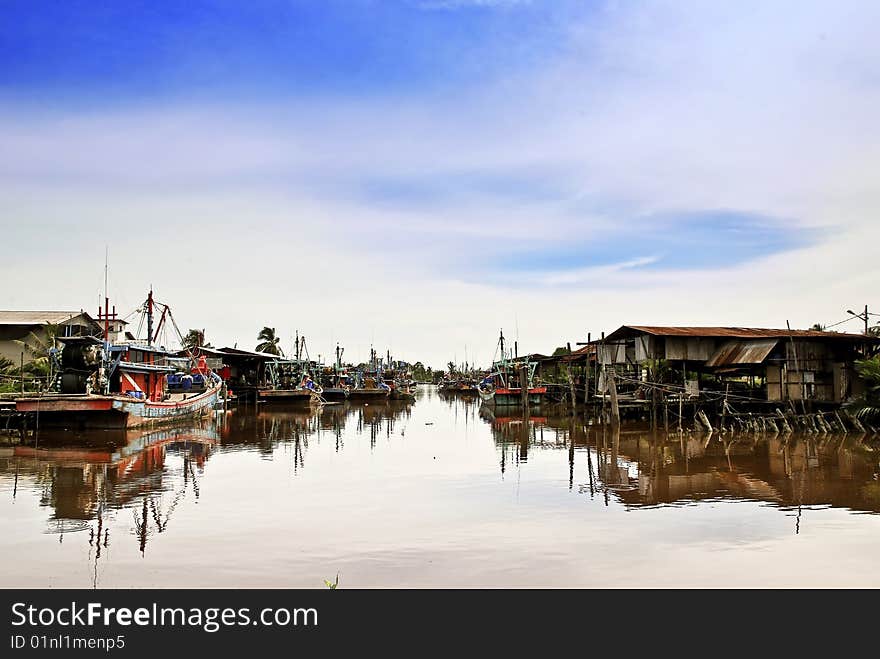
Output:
[
  {"xmin": 0, "ymin": 310, "xmax": 98, "ymax": 326},
  {"xmin": 605, "ymin": 325, "xmax": 875, "ymax": 341},
  {"xmin": 705, "ymin": 339, "xmax": 779, "ymax": 368}
]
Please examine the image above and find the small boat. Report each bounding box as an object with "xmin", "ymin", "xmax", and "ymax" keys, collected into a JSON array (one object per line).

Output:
[
  {"xmin": 16, "ymin": 290, "xmax": 223, "ymax": 430},
  {"xmin": 478, "ymin": 330, "xmax": 547, "ymax": 408}
]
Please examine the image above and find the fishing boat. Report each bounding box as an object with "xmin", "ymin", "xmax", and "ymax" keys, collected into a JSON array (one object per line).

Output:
[
  {"xmin": 15, "ymin": 290, "xmax": 222, "ymax": 430},
  {"xmin": 317, "ymin": 344, "xmax": 350, "ymax": 401},
  {"xmin": 381, "ymin": 356, "xmax": 417, "ymax": 401},
  {"xmin": 478, "ymin": 330, "xmax": 547, "ymax": 408},
  {"xmin": 347, "ymin": 373, "xmax": 391, "ymax": 402},
  {"xmin": 258, "ymin": 360, "xmax": 323, "ymax": 405}
]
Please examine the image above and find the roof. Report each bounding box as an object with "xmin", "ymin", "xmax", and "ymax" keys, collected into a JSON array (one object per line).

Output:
[
  {"xmin": 0, "ymin": 310, "xmax": 98, "ymax": 327},
  {"xmin": 218, "ymin": 346, "xmax": 280, "ymax": 360},
  {"xmin": 604, "ymin": 325, "xmax": 875, "ymax": 342},
  {"xmin": 705, "ymin": 339, "xmax": 779, "ymax": 368}
]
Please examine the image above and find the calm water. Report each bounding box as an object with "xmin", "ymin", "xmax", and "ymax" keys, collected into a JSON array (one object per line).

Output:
[{"xmin": 2, "ymin": 386, "xmax": 880, "ymax": 588}]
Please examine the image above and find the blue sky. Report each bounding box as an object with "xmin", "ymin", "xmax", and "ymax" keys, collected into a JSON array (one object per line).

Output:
[
  {"xmin": 1, "ymin": 1, "xmax": 878, "ymax": 364},
  {"xmin": 0, "ymin": 1, "xmax": 575, "ymax": 100}
]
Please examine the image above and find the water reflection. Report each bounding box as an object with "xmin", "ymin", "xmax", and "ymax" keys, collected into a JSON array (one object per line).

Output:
[
  {"xmin": 485, "ymin": 410, "xmax": 880, "ymax": 516},
  {"xmin": 2, "ymin": 390, "xmax": 880, "ymax": 588}
]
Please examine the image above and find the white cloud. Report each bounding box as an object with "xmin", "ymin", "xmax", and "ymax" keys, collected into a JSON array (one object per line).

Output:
[{"xmin": 2, "ymin": 1, "xmax": 880, "ymax": 364}]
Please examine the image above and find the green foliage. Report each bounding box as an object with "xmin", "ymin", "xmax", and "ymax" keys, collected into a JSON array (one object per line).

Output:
[
  {"xmin": 410, "ymin": 362, "xmax": 435, "ymax": 382},
  {"xmin": 848, "ymin": 356, "xmax": 880, "ymax": 421},
  {"xmin": 551, "ymin": 346, "xmax": 570, "ymax": 357},
  {"xmin": 182, "ymin": 328, "xmax": 211, "ymax": 350},
  {"xmin": 323, "ymin": 573, "xmax": 339, "ymax": 589},
  {"xmin": 256, "ymin": 327, "xmax": 284, "ymax": 356}
]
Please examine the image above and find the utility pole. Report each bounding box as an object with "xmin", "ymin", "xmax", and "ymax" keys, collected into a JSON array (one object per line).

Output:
[{"xmin": 846, "ymin": 305, "xmax": 872, "ymax": 335}]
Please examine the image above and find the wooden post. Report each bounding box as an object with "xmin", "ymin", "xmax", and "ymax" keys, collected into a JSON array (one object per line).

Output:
[
  {"xmin": 720, "ymin": 384, "xmax": 729, "ymax": 433},
  {"xmin": 566, "ymin": 342, "xmax": 576, "ymax": 413},
  {"xmin": 697, "ymin": 409, "xmax": 713, "ymax": 432},
  {"xmin": 584, "ymin": 332, "xmax": 591, "ymax": 409},
  {"xmin": 20, "ymin": 351, "xmax": 24, "ymax": 395},
  {"xmin": 678, "ymin": 388, "xmax": 683, "ymax": 433},
  {"xmin": 664, "ymin": 393, "xmax": 669, "ymax": 433},
  {"xmin": 608, "ymin": 366, "xmax": 620, "ymax": 429},
  {"xmin": 776, "ymin": 408, "xmax": 792, "ymax": 434},
  {"xmin": 520, "ymin": 364, "xmax": 529, "ymax": 410}
]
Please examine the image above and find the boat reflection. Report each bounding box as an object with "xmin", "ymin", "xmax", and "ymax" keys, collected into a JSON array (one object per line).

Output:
[{"xmin": 483, "ymin": 411, "xmax": 880, "ymax": 515}]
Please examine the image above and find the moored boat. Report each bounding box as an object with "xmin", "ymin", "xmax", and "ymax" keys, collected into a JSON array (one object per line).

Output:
[
  {"xmin": 478, "ymin": 330, "xmax": 547, "ymax": 408},
  {"xmin": 15, "ymin": 290, "xmax": 222, "ymax": 430},
  {"xmin": 258, "ymin": 357, "xmax": 323, "ymax": 405}
]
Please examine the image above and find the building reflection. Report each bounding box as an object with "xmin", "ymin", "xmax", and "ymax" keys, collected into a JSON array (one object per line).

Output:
[{"xmin": 483, "ymin": 408, "xmax": 880, "ymax": 515}]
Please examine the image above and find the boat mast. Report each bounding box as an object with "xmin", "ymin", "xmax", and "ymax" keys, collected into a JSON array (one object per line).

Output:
[{"xmin": 146, "ymin": 289, "xmax": 154, "ymax": 346}]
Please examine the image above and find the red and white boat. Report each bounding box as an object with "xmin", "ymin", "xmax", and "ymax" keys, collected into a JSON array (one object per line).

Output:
[{"xmin": 16, "ymin": 290, "xmax": 222, "ymax": 430}]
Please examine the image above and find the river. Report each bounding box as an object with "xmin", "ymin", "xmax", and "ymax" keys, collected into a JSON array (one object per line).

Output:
[{"xmin": 1, "ymin": 385, "xmax": 879, "ymax": 588}]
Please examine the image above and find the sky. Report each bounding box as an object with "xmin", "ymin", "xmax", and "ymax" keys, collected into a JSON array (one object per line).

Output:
[{"xmin": 2, "ymin": 0, "xmax": 879, "ymax": 367}]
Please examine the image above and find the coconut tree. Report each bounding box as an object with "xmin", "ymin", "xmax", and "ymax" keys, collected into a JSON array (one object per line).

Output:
[
  {"xmin": 12, "ymin": 322, "xmax": 58, "ymax": 384},
  {"xmin": 256, "ymin": 327, "xmax": 284, "ymax": 356},
  {"xmin": 182, "ymin": 328, "xmax": 211, "ymax": 350},
  {"xmin": 848, "ymin": 356, "xmax": 880, "ymax": 422}
]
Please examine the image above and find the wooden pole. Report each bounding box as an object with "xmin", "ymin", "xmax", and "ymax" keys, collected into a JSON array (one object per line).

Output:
[
  {"xmin": 608, "ymin": 366, "xmax": 620, "ymax": 429},
  {"xmin": 721, "ymin": 384, "xmax": 729, "ymax": 433},
  {"xmin": 520, "ymin": 363, "xmax": 529, "ymax": 410},
  {"xmin": 566, "ymin": 342, "xmax": 576, "ymax": 413},
  {"xmin": 678, "ymin": 388, "xmax": 683, "ymax": 433},
  {"xmin": 20, "ymin": 351, "xmax": 24, "ymax": 395},
  {"xmin": 584, "ymin": 332, "xmax": 591, "ymax": 409},
  {"xmin": 664, "ymin": 393, "xmax": 669, "ymax": 433}
]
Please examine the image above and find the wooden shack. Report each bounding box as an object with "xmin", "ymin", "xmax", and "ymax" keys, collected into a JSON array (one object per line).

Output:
[{"xmin": 597, "ymin": 326, "xmax": 878, "ymax": 405}]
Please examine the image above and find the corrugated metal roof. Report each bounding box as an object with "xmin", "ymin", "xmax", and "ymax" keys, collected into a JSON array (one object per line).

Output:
[
  {"xmin": 218, "ymin": 346, "xmax": 279, "ymax": 360},
  {"xmin": 706, "ymin": 339, "xmax": 779, "ymax": 367},
  {"xmin": 607, "ymin": 325, "xmax": 873, "ymax": 341},
  {"xmin": 0, "ymin": 310, "xmax": 96, "ymax": 326}
]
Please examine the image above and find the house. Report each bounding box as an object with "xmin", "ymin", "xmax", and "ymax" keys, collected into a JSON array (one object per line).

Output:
[
  {"xmin": 0, "ymin": 310, "xmax": 103, "ymax": 364},
  {"xmin": 595, "ymin": 325, "xmax": 879, "ymax": 404}
]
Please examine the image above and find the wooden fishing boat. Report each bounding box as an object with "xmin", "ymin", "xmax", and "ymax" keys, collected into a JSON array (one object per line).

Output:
[
  {"xmin": 258, "ymin": 358, "xmax": 323, "ymax": 405},
  {"xmin": 347, "ymin": 374, "xmax": 390, "ymax": 402},
  {"xmin": 16, "ymin": 291, "xmax": 222, "ymax": 430},
  {"xmin": 317, "ymin": 344, "xmax": 350, "ymax": 401},
  {"xmin": 478, "ymin": 330, "xmax": 547, "ymax": 408}
]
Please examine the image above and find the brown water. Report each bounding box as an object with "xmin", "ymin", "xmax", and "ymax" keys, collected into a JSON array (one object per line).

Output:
[{"xmin": 1, "ymin": 386, "xmax": 880, "ymax": 588}]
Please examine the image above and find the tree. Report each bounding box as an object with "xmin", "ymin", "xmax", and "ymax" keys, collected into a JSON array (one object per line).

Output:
[
  {"xmin": 256, "ymin": 327, "xmax": 284, "ymax": 356},
  {"xmin": 12, "ymin": 322, "xmax": 58, "ymax": 382},
  {"xmin": 182, "ymin": 328, "xmax": 211, "ymax": 350},
  {"xmin": 849, "ymin": 356, "xmax": 880, "ymax": 422},
  {"xmin": 552, "ymin": 346, "xmax": 570, "ymax": 356}
]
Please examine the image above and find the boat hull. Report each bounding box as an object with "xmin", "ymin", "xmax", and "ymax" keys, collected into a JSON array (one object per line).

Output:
[
  {"xmin": 482, "ymin": 387, "xmax": 547, "ymax": 407},
  {"xmin": 347, "ymin": 389, "xmax": 390, "ymax": 402},
  {"xmin": 320, "ymin": 388, "xmax": 349, "ymax": 401},
  {"xmin": 258, "ymin": 389, "xmax": 321, "ymax": 405},
  {"xmin": 15, "ymin": 387, "xmax": 221, "ymax": 430}
]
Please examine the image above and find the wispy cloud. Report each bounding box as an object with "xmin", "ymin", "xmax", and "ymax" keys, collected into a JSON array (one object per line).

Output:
[{"xmin": 1, "ymin": 1, "xmax": 879, "ymax": 363}]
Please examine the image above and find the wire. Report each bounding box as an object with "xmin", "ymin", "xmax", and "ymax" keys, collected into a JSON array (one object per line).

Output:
[{"xmin": 822, "ymin": 316, "xmax": 861, "ymax": 329}]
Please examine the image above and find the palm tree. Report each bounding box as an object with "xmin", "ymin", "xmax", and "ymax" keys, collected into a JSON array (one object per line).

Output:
[
  {"xmin": 182, "ymin": 328, "xmax": 210, "ymax": 350},
  {"xmin": 12, "ymin": 322, "xmax": 58, "ymax": 382},
  {"xmin": 256, "ymin": 327, "xmax": 284, "ymax": 356},
  {"xmin": 848, "ymin": 356, "xmax": 880, "ymax": 422}
]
